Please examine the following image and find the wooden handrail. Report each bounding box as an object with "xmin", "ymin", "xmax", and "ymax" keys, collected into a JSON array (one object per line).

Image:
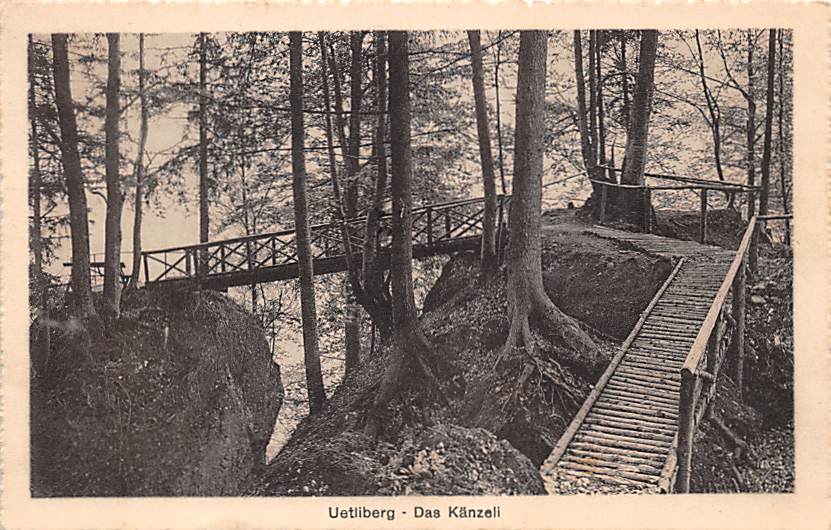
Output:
[
  {"xmin": 757, "ymin": 213, "xmax": 793, "ymax": 221},
  {"xmin": 597, "ymin": 165, "xmax": 760, "ymax": 191},
  {"xmin": 682, "ymin": 216, "xmax": 757, "ymax": 373}
]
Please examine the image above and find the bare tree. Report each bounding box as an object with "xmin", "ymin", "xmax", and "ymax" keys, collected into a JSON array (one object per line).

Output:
[
  {"xmin": 693, "ymin": 31, "xmax": 726, "ymax": 184},
  {"xmin": 760, "ymin": 29, "xmax": 776, "ymax": 216},
  {"xmin": 620, "ymin": 30, "xmax": 658, "ymax": 187},
  {"xmin": 364, "ymin": 31, "xmax": 446, "ymax": 439},
  {"xmin": 290, "ymin": 31, "xmax": 325, "ymax": 414},
  {"xmin": 29, "ymin": 35, "xmax": 50, "ymax": 356},
  {"xmin": 51, "ymin": 34, "xmax": 97, "ymax": 319},
  {"xmin": 501, "ymin": 30, "xmax": 596, "ymax": 362},
  {"xmin": 318, "ymin": 32, "xmax": 362, "ymax": 376},
  {"xmin": 344, "ymin": 31, "xmax": 365, "ymax": 217},
  {"xmin": 129, "ymin": 34, "xmax": 150, "ymax": 288},
  {"xmin": 360, "ymin": 31, "xmax": 393, "ymax": 332},
  {"xmin": 103, "ymin": 33, "xmax": 123, "ymax": 317},
  {"xmin": 199, "ymin": 33, "xmax": 210, "ymax": 247},
  {"xmin": 573, "ymin": 31, "xmax": 595, "ymax": 176},
  {"xmin": 467, "ymin": 30, "xmax": 498, "ymax": 274}
]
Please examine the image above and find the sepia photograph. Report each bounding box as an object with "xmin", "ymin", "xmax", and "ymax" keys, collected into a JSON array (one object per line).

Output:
[{"xmin": 24, "ymin": 26, "xmax": 798, "ymax": 502}]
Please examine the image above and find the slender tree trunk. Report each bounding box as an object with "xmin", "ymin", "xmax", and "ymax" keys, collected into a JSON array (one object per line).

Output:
[
  {"xmin": 361, "ymin": 30, "xmax": 393, "ymax": 330},
  {"xmin": 621, "ymin": 30, "xmax": 658, "ymax": 186},
  {"xmin": 318, "ymin": 32, "xmax": 363, "ymax": 375},
  {"xmin": 467, "ymin": 30, "xmax": 498, "ymax": 274},
  {"xmin": 760, "ymin": 29, "xmax": 776, "ymax": 216},
  {"xmin": 777, "ymin": 30, "xmax": 790, "ymax": 244},
  {"xmin": 694, "ymin": 31, "xmax": 726, "ymax": 184},
  {"xmin": 494, "ymin": 31, "xmax": 507, "ymax": 195},
  {"xmin": 620, "ymin": 31, "xmax": 630, "ymax": 134},
  {"xmin": 365, "ymin": 31, "xmax": 443, "ymax": 439},
  {"xmin": 29, "ymin": 36, "xmax": 50, "ymax": 357},
  {"xmin": 327, "ymin": 41, "xmax": 351, "ymax": 166},
  {"xmin": 588, "ymin": 31, "xmax": 598, "ymax": 167},
  {"xmin": 290, "ymin": 32, "xmax": 325, "ymax": 415},
  {"xmin": 199, "ymin": 33, "xmax": 210, "ymax": 249},
  {"xmin": 502, "ymin": 31, "xmax": 596, "ymax": 363},
  {"xmin": 345, "ymin": 31, "xmax": 365, "ymax": 217},
  {"xmin": 130, "ymin": 33, "xmax": 149, "ymax": 288},
  {"xmin": 746, "ymin": 30, "xmax": 757, "ymax": 220},
  {"xmin": 573, "ymin": 31, "xmax": 594, "ymax": 176},
  {"xmin": 51, "ymin": 34, "xmax": 97, "ymax": 319},
  {"xmin": 596, "ymin": 31, "xmax": 607, "ymax": 174},
  {"xmin": 103, "ymin": 33, "xmax": 123, "ymax": 318}
]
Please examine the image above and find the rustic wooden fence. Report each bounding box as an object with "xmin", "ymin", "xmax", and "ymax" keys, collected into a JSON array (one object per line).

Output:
[{"xmin": 591, "ymin": 166, "xmax": 759, "ymax": 244}]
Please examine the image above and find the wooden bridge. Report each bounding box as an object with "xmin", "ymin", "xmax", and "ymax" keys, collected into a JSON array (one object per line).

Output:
[
  {"xmin": 540, "ymin": 215, "xmax": 784, "ymax": 493},
  {"xmin": 141, "ymin": 196, "xmax": 509, "ymax": 289}
]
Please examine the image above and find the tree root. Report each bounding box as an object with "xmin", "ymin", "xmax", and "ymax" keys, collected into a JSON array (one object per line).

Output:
[{"xmin": 363, "ymin": 324, "xmax": 449, "ymax": 440}]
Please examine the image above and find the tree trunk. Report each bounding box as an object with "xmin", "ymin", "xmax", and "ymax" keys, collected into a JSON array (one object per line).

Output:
[
  {"xmin": 777, "ymin": 30, "xmax": 790, "ymax": 244},
  {"xmin": 620, "ymin": 30, "xmax": 658, "ymax": 187},
  {"xmin": 746, "ymin": 30, "xmax": 757, "ymax": 220},
  {"xmin": 345, "ymin": 31, "xmax": 365, "ymax": 218},
  {"xmin": 694, "ymin": 31, "xmax": 726, "ymax": 184},
  {"xmin": 573, "ymin": 31, "xmax": 595, "ymax": 176},
  {"xmin": 365, "ymin": 31, "xmax": 443, "ymax": 439},
  {"xmin": 588, "ymin": 31, "xmax": 598, "ymax": 168},
  {"xmin": 103, "ymin": 33, "xmax": 123, "ymax": 318},
  {"xmin": 494, "ymin": 32, "xmax": 507, "ymax": 195},
  {"xmin": 595, "ymin": 31, "xmax": 607, "ymax": 173},
  {"xmin": 199, "ymin": 33, "xmax": 210, "ymax": 248},
  {"xmin": 760, "ymin": 29, "xmax": 776, "ymax": 216},
  {"xmin": 51, "ymin": 34, "xmax": 97, "ymax": 319},
  {"xmin": 360, "ymin": 30, "xmax": 393, "ymax": 333},
  {"xmin": 620, "ymin": 31, "xmax": 630, "ymax": 134},
  {"xmin": 129, "ymin": 33, "xmax": 149, "ymax": 288},
  {"xmin": 29, "ymin": 36, "xmax": 50, "ymax": 357},
  {"xmin": 318, "ymin": 32, "xmax": 364, "ymax": 375},
  {"xmin": 290, "ymin": 32, "xmax": 326, "ymax": 415},
  {"xmin": 502, "ymin": 30, "xmax": 597, "ymax": 364},
  {"xmin": 467, "ymin": 30, "xmax": 498, "ymax": 274}
]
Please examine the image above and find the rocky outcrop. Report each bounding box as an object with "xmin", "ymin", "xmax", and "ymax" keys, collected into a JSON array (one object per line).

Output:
[{"xmin": 31, "ymin": 289, "xmax": 282, "ymax": 496}]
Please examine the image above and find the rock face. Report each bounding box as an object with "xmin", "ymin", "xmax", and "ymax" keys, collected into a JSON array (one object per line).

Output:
[{"xmin": 30, "ymin": 289, "xmax": 282, "ymax": 496}]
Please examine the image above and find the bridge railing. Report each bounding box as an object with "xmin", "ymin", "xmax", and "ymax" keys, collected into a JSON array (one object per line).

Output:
[
  {"xmin": 663, "ymin": 213, "xmax": 792, "ymax": 493},
  {"xmin": 590, "ymin": 166, "xmax": 759, "ymax": 243},
  {"xmin": 142, "ymin": 195, "xmax": 510, "ymax": 285}
]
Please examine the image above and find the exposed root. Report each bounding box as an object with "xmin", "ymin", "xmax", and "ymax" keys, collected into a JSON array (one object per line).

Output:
[{"xmin": 363, "ymin": 325, "xmax": 449, "ymax": 440}]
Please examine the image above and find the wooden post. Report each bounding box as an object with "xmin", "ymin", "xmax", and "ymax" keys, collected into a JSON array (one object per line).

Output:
[
  {"xmin": 220, "ymin": 245, "xmax": 227, "ymax": 273},
  {"xmin": 699, "ymin": 189, "xmax": 708, "ymax": 244},
  {"xmin": 426, "ymin": 206, "xmax": 433, "ymax": 244},
  {"xmin": 271, "ymin": 237, "xmax": 278, "ymax": 266},
  {"xmin": 245, "ymin": 240, "xmax": 253, "ymax": 271},
  {"xmin": 444, "ymin": 209, "xmax": 451, "ymax": 237},
  {"xmin": 143, "ymin": 253, "xmax": 149, "ymax": 284},
  {"xmin": 748, "ymin": 220, "xmax": 759, "ymax": 277},
  {"xmin": 731, "ymin": 258, "xmax": 747, "ymax": 402},
  {"xmin": 599, "ymin": 183, "xmax": 608, "ymax": 224},
  {"xmin": 704, "ymin": 324, "xmax": 720, "ymax": 419},
  {"xmin": 642, "ymin": 187, "xmax": 652, "ymax": 233},
  {"xmin": 185, "ymin": 250, "xmax": 192, "ymax": 277},
  {"xmin": 676, "ymin": 367, "xmax": 697, "ymax": 493}
]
